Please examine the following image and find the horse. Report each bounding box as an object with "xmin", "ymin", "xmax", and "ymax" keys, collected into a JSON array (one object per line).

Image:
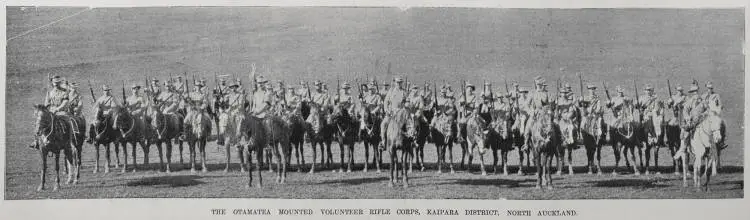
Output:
[
  {"xmin": 430, "ymin": 111, "xmax": 457, "ymax": 173},
  {"xmin": 465, "ymin": 113, "xmax": 491, "ymax": 176},
  {"xmin": 144, "ymin": 102, "xmax": 184, "ymax": 173},
  {"xmin": 89, "ymin": 107, "xmax": 119, "ymax": 173},
  {"xmin": 184, "ymin": 101, "xmax": 212, "ymax": 173},
  {"xmin": 264, "ymin": 115, "xmax": 292, "ymax": 183},
  {"xmin": 664, "ymin": 108, "xmax": 687, "ymax": 175},
  {"xmin": 528, "ymin": 106, "xmax": 560, "ymax": 189},
  {"xmin": 488, "ymin": 109, "xmax": 514, "ymax": 175},
  {"xmin": 555, "ymin": 105, "xmax": 581, "ymax": 175},
  {"xmin": 359, "ymin": 108, "xmax": 383, "ymax": 172},
  {"xmin": 408, "ymin": 108, "xmax": 430, "ymax": 173},
  {"xmin": 283, "ymin": 102, "xmax": 309, "ymax": 172},
  {"xmin": 112, "ymin": 106, "xmax": 148, "ymax": 173},
  {"xmin": 32, "ymin": 104, "xmax": 80, "ymax": 191},
  {"xmin": 330, "ymin": 105, "xmax": 359, "ymax": 173},
  {"xmin": 580, "ymin": 112, "xmax": 606, "ymax": 175},
  {"xmin": 217, "ymin": 108, "xmax": 247, "ymax": 172},
  {"xmin": 305, "ymin": 103, "xmax": 333, "ymax": 173},
  {"xmin": 384, "ymin": 108, "xmax": 416, "ymax": 187},
  {"xmin": 511, "ymin": 110, "xmax": 532, "ymax": 175},
  {"xmin": 242, "ymin": 114, "xmax": 268, "ymax": 188},
  {"xmin": 640, "ymin": 103, "xmax": 666, "ymax": 175},
  {"xmin": 608, "ymin": 102, "xmax": 643, "ymax": 175},
  {"xmin": 679, "ymin": 111, "xmax": 725, "ymax": 191}
]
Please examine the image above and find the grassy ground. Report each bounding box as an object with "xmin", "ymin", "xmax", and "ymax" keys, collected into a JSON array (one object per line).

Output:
[{"xmin": 4, "ymin": 7, "xmax": 744, "ymax": 199}]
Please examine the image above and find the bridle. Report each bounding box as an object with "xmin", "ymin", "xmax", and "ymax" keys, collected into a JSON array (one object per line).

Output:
[
  {"xmin": 36, "ymin": 110, "xmax": 55, "ymax": 142},
  {"xmin": 114, "ymin": 110, "xmax": 135, "ymax": 139}
]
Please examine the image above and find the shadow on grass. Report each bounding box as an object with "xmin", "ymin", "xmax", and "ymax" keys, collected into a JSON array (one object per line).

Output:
[
  {"xmin": 586, "ymin": 178, "xmax": 669, "ymax": 188},
  {"xmin": 125, "ymin": 175, "xmax": 205, "ymax": 187},
  {"xmin": 717, "ymin": 180, "xmax": 743, "ymax": 190},
  {"xmin": 439, "ymin": 178, "xmax": 535, "ymax": 188}
]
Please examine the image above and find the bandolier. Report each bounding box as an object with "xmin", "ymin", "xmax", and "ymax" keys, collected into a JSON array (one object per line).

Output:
[{"xmin": 379, "ymin": 77, "xmax": 406, "ymax": 149}]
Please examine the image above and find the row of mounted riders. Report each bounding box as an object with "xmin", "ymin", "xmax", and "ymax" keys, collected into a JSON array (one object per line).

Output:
[{"xmin": 32, "ymin": 89, "xmax": 724, "ymax": 190}]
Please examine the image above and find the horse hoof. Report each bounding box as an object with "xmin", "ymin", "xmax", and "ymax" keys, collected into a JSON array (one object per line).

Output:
[
  {"xmin": 388, "ymin": 182, "xmax": 395, "ymax": 187},
  {"xmin": 408, "ymin": 170, "xmax": 413, "ymax": 174},
  {"xmin": 132, "ymin": 169, "xmax": 137, "ymax": 173},
  {"xmin": 241, "ymin": 169, "xmax": 247, "ymax": 173},
  {"xmin": 569, "ymin": 172, "xmax": 575, "ymax": 176},
  {"xmin": 546, "ymin": 186, "xmax": 554, "ymax": 190},
  {"xmin": 655, "ymin": 171, "xmax": 662, "ymax": 175},
  {"xmin": 166, "ymin": 169, "xmax": 172, "ymax": 174},
  {"xmin": 339, "ymin": 169, "xmax": 344, "ymax": 173},
  {"xmin": 37, "ymin": 185, "xmax": 44, "ymax": 191},
  {"xmin": 450, "ymin": 169, "xmax": 455, "ymax": 174},
  {"xmin": 421, "ymin": 167, "xmax": 425, "ymax": 172},
  {"xmin": 256, "ymin": 184, "xmax": 263, "ymax": 189},
  {"xmin": 53, "ymin": 186, "xmax": 60, "ymax": 191},
  {"xmin": 535, "ymin": 185, "xmax": 542, "ymax": 189},
  {"xmin": 190, "ymin": 169, "xmax": 196, "ymax": 173},
  {"xmin": 224, "ymin": 169, "xmax": 229, "ymax": 173},
  {"xmin": 481, "ymin": 172, "xmax": 487, "ymax": 176},
  {"xmin": 556, "ymin": 171, "xmax": 562, "ymax": 176},
  {"xmin": 104, "ymin": 169, "xmax": 110, "ymax": 174},
  {"xmin": 645, "ymin": 171, "xmax": 651, "ymax": 175},
  {"xmin": 121, "ymin": 169, "xmax": 126, "ymax": 173},
  {"xmin": 674, "ymin": 172, "xmax": 682, "ymax": 176},
  {"xmin": 346, "ymin": 169, "xmax": 351, "ymax": 173},
  {"xmin": 297, "ymin": 169, "xmax": 302, "ymax": 173},
  {"xmin": 587, "ymin": 171, "xmax": 593, "ymax": 175},
  {"xmin": 682, "ymin": 182, "xmax": 689, "ymax": 188},
  {"xmin": 376, "ymin": 170, "xmax": 381, "ymax": 173},
  {"xmin": 403, "ymin": 183, "xmax": 409, "ymax": 188},
  {"xmin": 517, "ymin": 171, "xmax": 524, "ymax": 176},
  {"xmin": 363, "ymin": 169, "xmax": 368, "ymax": 173},
  {"xmin": 634, "ymin": 172, "xmax": 641, "ymax": 176},
  {"xmin": 611, "ymin": 172, "xmax": 618, "ymax": 176},
  {"xmin": 202, "ymin": 169, "xmax": 208, "ymax": 173},
  {"xmin": 93, "ymin": 169, "xmax": 98, "ymax": 174},
  {"xmin": 597, "ymin": 172, "xmax": 603, "ymax": 176},
  {"xmin": 711, "ymin": 173, "xmax": 718, "ymax": 177}
]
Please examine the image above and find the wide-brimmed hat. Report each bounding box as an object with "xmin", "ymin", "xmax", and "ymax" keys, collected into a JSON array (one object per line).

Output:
[
  {"xmin": 560, "ymin": 89, "xmax": 569, "ymax": 93},
  {"xmin": 534, "ymin": 76, "xmax": 546, "ymax": 85},
  {"xmin": 382, "ymin": 81, "xmax": 390, "ymax": 86},
  {"xmin": 255, "ymin": 76, "xmax": 268, "ymax": 84},
  {"xmin": 102, "ymin": 85, "xmax": 111, "ymax": 91},
  {"xmin": 706, "ymin": 82, "xmax": 713, "ymax": 89},
  {"xmin": 644, "ymin": 84, "xmax": 654, "ymax": 91},
  {"xmin": 342, "ymin": 82, "xmax": 351, "ymax": 89},
  {"xmin": 676, "ymin": 85, "xmax": 684, "ymax": 91},
  {"xmin": 519, "ymin": 88, "xmax": 529, "ymax": 93},
  {"xmin": 564, "ymin": 83, "xmax": 571, "ymax": 89},
  {"xmin": 131, "ymin": 84, "xmax": 141, "ymax": 89},
  {"xmin": 466, "ymin": 83, "xmax": 475, "ymax": 90},
  {"xmin": 51, "ymin": 75, "xmax": 64, "ymax": 84},
  {"xmin": 394, "ymin": 77, "xmax": 404, "ymax": 83},
  {"xmin": 616, "ymin": 86, "xmax": 624, "ymax": 93},
  {"xmin": 151, "ymin": 78, "xmax": 159, "ymax": 83},
  {"xmin": 586, "ymin": 84, "xmax": 597, "ymax": 90},
  {"xmin": 688, "ymin": 85, "xmax": 699, "ymax": 93},
  {"xmin": 512, "ymin": 82, "xmax": 519, "ymax": 87}
]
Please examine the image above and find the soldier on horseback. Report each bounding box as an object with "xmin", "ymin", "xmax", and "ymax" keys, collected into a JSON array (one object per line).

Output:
[
  {"xmin": 579, "ymin": 85, "xmax": 604, "ymax": 138},
  {"xmin": 379, "ymin": 77, "xmax": 407, "ymax": 149},
  {"xmin": 636, "ymin": 85, "xmax": 661, "ymax": 123},
  {"xmin": 334, "ymin": 82, "xmax": 357, "ymax": 116},
  {"xmin": 125, "ymin": 84, "xmax": 146, "ymax": 119},
  {"xmin": 556, "ymin": 84, "xmax": 579, "ymax": 145},
  {"xmin": 149, "ymin": 78, "xmax": 162, "ymax": 96},
  {"xmin": 674, "ymin": 82, "xmax": 707, "ymax": 159},
  {"xmin": 606, "ymin": 86, "xmax": 632, "ymax": 129},
  {"xmin": 182, "ymin": 80, "xmax": 210, "ymax": 135},
  {"xmin": 430, "ymin": 85, "xmax": 457, "ymax": 128},
  {"xmin": 311, "ymin": 80, "xmax": 331, "ymax": 109},
  {"xmin": 702, "ymin": 82, "xmax": 722, "ymax": 115},
  {"xmin": 250, "ymin": 76, "xmax": 273, "ymax": 118},
  {"xmin": 457, "ymin": 83, "xmax": 480, "ymax": 141},
  {"xmin": 521, "ymin": 76, "xmax": 550, "ymax": 150},
  {"xmin": 32, "ymin": 76, "xmax": 81, "ymax": 149},
  {"xmin": 407, "ymin": 85, "xmax": 424, "ymax": 113}
]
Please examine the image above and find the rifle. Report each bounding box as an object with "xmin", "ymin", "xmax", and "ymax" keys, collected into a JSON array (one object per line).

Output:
[
  {"xmin": 121, "ymin": 81, "xmax": 126, "ymax": 106},
  {"xmin": 634, "ymin": 79, "xmax": 640, "ymax": 109},
  {"xmin": 602, "ymin": 82, "xmax": 611, "ymax": 101},
  {"xmin": 667, "ymin": 79, "xmax": 673, "ymax": 98},
  {"xmin": 87, "ymin": 80, "xmax": 96, "ymax": 104},
  {"xmin": 578, "ymin": 73, "xmax": 584, "ymax": 98},
  {"xmin": 336, "ymin": 76, "xmax": 341, "ymax": 104},
  {"xmin": 433, "ymin": 80, "xmax": 438, "ymax": 110},
  {"xmin": 461, "ymin": 80, "xmax": 467, "ymax": 117}
]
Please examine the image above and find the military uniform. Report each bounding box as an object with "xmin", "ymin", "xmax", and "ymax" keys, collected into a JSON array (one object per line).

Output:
[
  {"xmin": 66, "ymin": 83, "xmax": 83, "ymax": 116},
  {"xmin": 579, "ymin": 85, "xmax": 604, "ymax": 138},
  {"xmin": 126, "ymin": 85, "xmax": 146, "ymax": 117},
  {"xmin": 674, "ymin": 84, "xmax": 707, "ymax": 159},
  {"xmin": 250, "ymin": 77, "xmax": 273, "ymax": 118},
  {"xmin": 702, "ymin": 82, "xmax": 722, "ymax": 115},
  {"xmin": 157, "ymin": 88, "xmax": 180, "ymax": 115},
  {"xmin": 379, "ymin": 78, "xmax": 407, "ymax": 148},
  {"xmin": 183, "ymin": 82, "xmax": 209, "ymax": 123},
  {"xmin": 335, "ymin": 84, "xmax": 356, "ymax": 116}
]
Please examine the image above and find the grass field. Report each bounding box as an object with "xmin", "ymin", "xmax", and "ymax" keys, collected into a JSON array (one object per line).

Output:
[{"xmin": 4, "ymin": 7, "xmax": 744, "ymax": 200}]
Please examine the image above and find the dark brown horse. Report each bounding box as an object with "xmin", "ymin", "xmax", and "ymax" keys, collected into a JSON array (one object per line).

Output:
[
  {"xmin": 581, "ymin": 112, "xmax": 606, "ymax": 175},
  {"xmin": 33, "ymin": 104, "xmax": 81, "ymax": 191},
  {"xmin": 331, "ymin": 105, "xmax": 359, "ymax": 173},
  {"xmin": 609, "ymin": 102, "xmax": 643, "ymax": 175},
  {"xmin": 488, "ymin": 109, "xmax": 514, "ymax": 175},
  {"xmin": 112, "ymin": 106, "xmax": 148, "ymax": 172},
  {"xmin": 511, "ymin": 111, "xmax": 532, "ymax": 175},
  {"xmin": 283, "ymin": 101, "xmax": 308, "ymax": 172},
  {"xmin": 264, "ymin": 115, "xmax": 292, "ymax": 183},
  {"xmin": 555, "ymin": 106, "xmax": 581, "ymax": 176},
  {"xmin": 430, "ymin": 112, "xmax": 457, "ymax": 173},
  {"xmin": 243, "ymin": 114, "xmax": 267, "ymax": 188},
  {"xmin": 359, "ymin": 108, "xmax": 383, "ymax": 172},
  {"xmin": 145, "ymin": 102, "xmax": 184, "ymax": 173},
  {"xmin": 305, "ymin": 103, "xmax": 333, "ymax": 173},
  {"xmin": 184, "ymin": 102, "xmax": 212, "ymax": 173},
  {"xmin": 89, "ymin": 107, "xmax": 119, "ymax": 173},
  {"xmin": 408, "ymin": 109, "xmax": 430, "ymax": 173},
  {"xmin": 384, "ymin": 108, "xmax": 416, "ymax": 188},
  {"xmin": 528, "ymin": 106, "xmax": 560, "ymax": 189}
]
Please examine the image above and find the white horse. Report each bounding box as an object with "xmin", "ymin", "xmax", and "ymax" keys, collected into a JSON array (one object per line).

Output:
[{"xmin": 678, "ymin": 111, "xmax": 725, "ymax": 191}]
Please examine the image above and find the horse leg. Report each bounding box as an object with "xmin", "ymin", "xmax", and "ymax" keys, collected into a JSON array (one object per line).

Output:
[
  {"xmin": 555, "ymin": 147, "xmax": 563, "ymax": 176},
  {"xmin": 596, "ymin": 144, "xmax": 603, "ymax": 175},
  {"xmin": 612, "ymin": 142, "xmax": 621, "ymax": 175},
  {"xmin": 712, "ymin": 149, "xmax": 720, "ymax": 176},
  {"xmin": 256, "ymin": 148, "xmax": 264, "ymax": 188},
  {"xmin": 120, "ymin": 142, "xmax": 128, "ymax": 173},
  {"xmin": 644, "ymin": 143, "xmax": 651, "ymax": 175},
  {"xmin": 448, "ymin": 143, "xmax": 455, "ymax": 174},
  {"xmin": 585, "ymin": 143, "xmax": 594, "ymax": 174},
  {"xmin": 408, "ymin": 145, "xmax": 415, "ymax": 174},
  {"xmin": 142, "ymin": 140, "xmax": 150, "ymax": 165},
  {"xmin": 652, "ymin": 143, "xmax": 660, "ymax": 174},
  {"xmin": 53, "ymin": 152, "xmax": 61, "ymax": 191},
  {"xmin": 492, "ymin": 148, "xmax": 499, "ymax": 174},
  {"xmin": 479, "ymin": 150, "xmax": 487, "ymax": 176},
  {"xmin": 309, "ymin": 141, "xmax": 318, "ymax": 174},
  {"xmin": 517, "ymin": 148, "xmax": 525, "ymax": 175},
  {"xmin": 419, "ymin": 144, "xmax": 426, "ymax": 171},
  {"xmin": 94, "ymin": 144, "xmax": 101, "ymax": 173},
  {"xmin": 130, "ymin": 142, "xmax": 138, "ymax": 172},
  {"xmin": 567, "ymin": 147, "xmax": 574, "ymax": 175},
  {"xmin": 273, "ymin": 144, "xmax": 282, "ymax": 183},
  {"xmin": 693, "ymin": 155, "xmax": 701, "ymax": 189},
  {"xmin": 462, "ymin": 142, "xmax": 469, "ymax": 170},
  {"xmin": 38, "ymin": 150, "xmax": 48, "ymax": 191},
  {"xmin": 337, "ymin": 142, "xmax": 344, "ymax": 173},
  {"xmin": 246, "ymin": 148, "xmax": 254, "ymax": 188},
  {"xmin": 178, "ymin": 140, "xmax": 184, "ymax": 165},
  {"xmin": 238, "ymin": 146, "xmax": 247, "ymax": 172},
  {"xmin": 363, "ymin": 142, "xmax": 370, "ymax": 172},
  {"xmin": 104, "ymin": 143, "xmax": 113, "ymax": 173},
  {"xmin": 299, "ymin": 141, "xmax": 306, "ymax": 171},
  {"xmin": 64, "ymin": 148, "xmax": 74, "ymax": 184},
  {"xmin": 535, "ymin": 152, "xmax": 542, "ymax": 189},
  {"xmin": 224, "ymin": 143, "xmax": 231, "ymax": 172},
  {"xmin": 114, "ymin": 141, "xmax": 121, "ymax": 168},
  {"xmin": 389, "ymin": 148, "xmax": 395, "ymax": 187},
  {"xmin": 165, "ymin": 141, "xmax": 173, "ymax": 173},
  {"xmin": 631, "ymin": 145, "xmax": 640, "ymax": 175},
  {"xmin": 348, "ymin": 144, "xmax": 354, "ymax": 173},
  {"xmin": 402, "ymin": 149, "xmax": 409, "ymax": 188},
  {"xmin": 503, "ymin": 150, "xmax": 509, "ymax": 175},
  {"xmin": 547, "ymin": 154, "xmax": 554, "ymax": 189},
  {"xmin": 189, "ymin": 142, "xmax": 196, "ymax": 173},
  {"xmin": 326, "ymin": 142, "xmax": 334, "ymax": 168},
  {"xmin": 201, "ymin": 140, "xmax": 208, "ymax": 172}
]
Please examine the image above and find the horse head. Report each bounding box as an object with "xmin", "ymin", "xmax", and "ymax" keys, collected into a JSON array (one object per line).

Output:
[
  {"xmin": 468, "ymin": 114, "xmax": 490, "ymax": 148},
  {"xmin": 33, "ymin": 104, "xmax": 54, "ymax": 146},
  {"xmin": 532, "ymin": 106, "xmax": 555, "ymax": 147},
  {"xmin": 491, "ymin": 110, "xmax": 510, "ymax": 140}
]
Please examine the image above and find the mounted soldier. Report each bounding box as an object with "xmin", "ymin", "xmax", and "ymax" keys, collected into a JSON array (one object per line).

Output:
[
  {"xmin": 556, "ymin": 84, "xmax": 579, "ymax": 145},
  {"xmin": 125, "ymin": 84, "xmax": 146, "ymax": 119},
  {"xmin": 311, "ymin": 80, "xmax": 331, "ymax": 109},
  {"xmin": 637, "ymin": 84, "xmax": 662, "ymax": 124},
  {"xmin": 379, "ymin": 81, "xmax": 390, "ymax": 100},
  {"xmin": 674, "ymin": 82, "xmax": 707, "ymax": 159},
  {"xmin": 478, "ymin": 82, "xmax": 494, "ymax": 122},
  {"xmin": 606, "ymin": 86, "xmax": 632, "ymax": 129},
  {"xmin": 379, "ymin": 76, "xmax": 407, "ymax": 149},
  {"xmin": 407, "ymin": 84, "xmax": 423, "ymax": 113},
  {"xmin": 430, "ymin": 84, "xmax": 458, "ymax": 128},
  {"xmin": 174, "ymin": 76, "xmax": 186, "ymax": 95},
  {"xmin": 579, "ymin": 85, "xmax": 604, "ymax": 138},
  {"xmin": 361, "ymin": 82, "xmax": 383, "ymax": 118},
  {"xmin": 94, "ymin": 85, "xmax": 121, "ymax": 126},
  {"xmin": 65, "ymin": 82, "xmax": 83, "ymax": 117},
  {"xmin": 457, "ymin": 82, "xmax": 480, "ymax": 140},
  {"xmin": 250, "ymin": 76, "xmax": 273, "ymax": 119},
  {"xmin": 182, "ymin": 80, "xmax": 210, "ymax": 134},
  {"xmin": 521, "ymin": 76, "xmax": 550, "ymax": 150},
  {"xmin": 32, "ymin": 76, "xmax": 80, "ymax": 149},
  {"xmin": 149, "ymin": 78, "xmax": 162, "ymax": 97},
  {"xmin": 157, "ymin": 82, "xmax": 181, "ymax": 116},
  {"xmin": 702, "ymin": 82, "xmax": 722, "ymax": 115},
  {"xmin": 335, "ymin": 82, "xmax": 357, "ymax": 116}
]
